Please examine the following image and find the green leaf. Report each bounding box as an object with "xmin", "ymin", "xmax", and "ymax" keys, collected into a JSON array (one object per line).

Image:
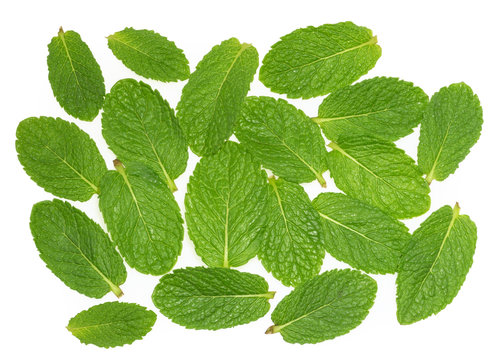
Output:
[
  {"xmin": 314, "ymin": 77, "xmax": 428, "ymax": 142},
  {"xmin": 259, "ymin": 22, "xmax": 381, "ymax": 99},
  {"xmin": 266, "ymin": 269, "xmax": 377, "ymax": 344},
  {"xmin": 418, "ymin": 83, "xmax": 483, "ymax": 184},
  {"xmin": 16, "ymin": 116, "xmax": 107, "ymax": 202},
  {"xmin": 396, "ymin": 204, "xmax": 477, "ymax": 325},
  {"xmin": 99, "ymin": 161, "xmax": 183, "ymax": 275},
  {"xmin": 235, "ymin": 96, "xmax": 328, "ymax": 186},
  {"xmin": 313, "ymin": 193, "xmax": 410, "ymax": 274},
  {"xmin": 102, "ymin": 79, "xmax": 188, "ymax": 192},
  {"xmin": 328, "ymin": 136, "xmax": 430, "ymax": 219},
  {"xmin": 67, "ymin": 302, "xmax": 156, "ymax": 348},
  {"xmin": 30, "ymin": 199, "xmax": 126, "ymax": 298},
  {"xmin": 107, "ymin": 27, "xmax": 190, "ymax": 82},
  {"xmin": 259, "ymin": 177, "xmax": 324, "ymax": 287},
  {"xmin": 176, "ymin": 38, "xmax": 259, "ymax": 156},
  {"xmin": 185, "ymin": 142, "xmax": 268, "ymax": 268},
  {"xmin": 152, "ymin": 267, "xmax": 275, "ymax": 330},
  {"xmin": 47, "ymin": 28, "xmax": 105, "ymax": 121}
]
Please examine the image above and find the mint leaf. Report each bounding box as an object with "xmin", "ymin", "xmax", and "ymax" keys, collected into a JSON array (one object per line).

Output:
[
  {"xmin": 313, "ymin": 193, "xmax": 411, "ymax": 274},
  {"xmin": 418, "ymin": 83, "xmax": 483, "ymax": 184},
  {"xmin": 99, "ymin": 162, "xmax": 183, "ymax": 275},
  {"xmin": 314, "ymin": 77, "xmax": 428, "ymax": 141},
  {"xmin": 266, "ymin": 269, "xmax": 377, "ymax": 344},
  {"xmin": 177, "ymin": 38, "xmax": 259, "ymax": 156},
  {"xmin": 107, "ymin": 27, "xmax": 190, "ymax": 82},
  {"xmin": 396, "ymin": 204, "xmax": 477, "ymax": 324},
  {"xmin": 16, "ymin": 116, "xmax": 107, "ymax": 202},
  {"xmin": 152, "ymin": 267, "xmax": 275, "ymax": 330},
  {"xmin": 30, "ymin": 199, "xmax": 126, "ymax": 298},
  {"xmin": 328, "ymin": 136, "xmax": 430, "ymax": 219},
  {"xmin": 102, "ymin": 79, "xmax": 188, "ymax": 192},
  {"xmin": 235, "ymin": 96, "xmax": 328, "ymax": 186},
  {"xmin": 259, "ymin": 177, "xmax": 324, "ymax": 286},
  {"xmin": 47, "ymin": 28, "xmax": 105, "ymax": 121},
  {"xmin": 67, "ymin": 302, "xmax": 156, "ymax": 348},
  {"xmin": 185, "ymin": 142, "xmax": 268, "ymax": 268},
  {"xmin": 259, "ymin": 22, "xmax": 381, "ymax": 99}
]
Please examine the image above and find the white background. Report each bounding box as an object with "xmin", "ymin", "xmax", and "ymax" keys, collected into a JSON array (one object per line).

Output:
[{"xmin": 1, "ymin": 0, "xmax": 499, "ymax": 358}]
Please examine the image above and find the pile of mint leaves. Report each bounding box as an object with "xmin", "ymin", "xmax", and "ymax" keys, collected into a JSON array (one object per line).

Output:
[{"xmin": 15, "ymin": 22, "xmax": 482, "ymax": 347}]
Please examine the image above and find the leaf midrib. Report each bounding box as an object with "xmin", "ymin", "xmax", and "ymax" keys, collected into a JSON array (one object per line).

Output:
[
  {"xmin": 58, "ymin": 29, "xmax": 82, "ymax": 89},
  {"xmin": 313, "ymin": 108, "xmax": 390, "ymax": 124}
]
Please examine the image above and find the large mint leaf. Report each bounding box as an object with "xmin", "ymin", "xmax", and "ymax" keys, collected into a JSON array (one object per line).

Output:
[
  {"xmin": 99, "ymin": 162, "xmax": 183, "ymax": 275},
  {"xmin": 315, "ymin": 77, "xmax": 428, "ymax": 141},
  {"xmin": 47, "ymin": 28, "xmax": 105, "ymax": 121},
  {"xmin": 396, "ymin": 204, "xmax": 477, "ymax": 324},
  {"xmin": 102, "ymin": 79, "xmax": 188, "ymax": 192},
  {"xmin": 328, "ymin": 136, "xmax": 430, "ymax": 219},
  {"xmin": 16, "ymin": 116, "xmax": 107, "ymax": 202},
  {"xmin": 418, "ymin": 83, "xmax": 483, "ymax": 183},
  {"xmin": 30, "ymin": 199, "xmax": 126, "ymax": 298},
  {"xmin": 235, "ymin": 96, "xmax": 328, "ymax": 186},
  {"xmin": 267, "ymin": 269, "xmax": 377, "ymax": 344},
  {"xmin": 259, "ymin": 177, "xmax": 324, "ymax": 287},
  {"xmin": 107, "ymin": 28, "xmax": 189, "ymax": 82},
  {"xmin": 67, "ymin": 302, "xmax": 156, "ymax": 348},
  {"xmin": 185, "ymin": 142, "xmax": 268, "ymax": 268},
  {"xmin": 176, "ymin": 38, "xmax": 259, "ymax": 156},
  {"xmin": 313, "ymin": 193, "xmax": 411, "ymax": 274},
  {"xmin": 259, "ymin": 22, "xmax": 381, "ymax": 99},
  {"xmin": 152, "ymin": 267, "xmax": 275, "ymax": 330}
]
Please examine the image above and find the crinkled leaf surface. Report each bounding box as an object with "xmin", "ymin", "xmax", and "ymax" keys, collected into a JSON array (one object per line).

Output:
[
  {"xmin": 99, "ymin": 162, "xmax": 183, "ymax": 275},
  {"xmin": 185, "ymin": 142, "xmax": 268, "ymax": 268},
  {"xmin": 235, "ymin": 96, "xmax": 328, "ymax": 186},
  {"xmin": 16, "ymin": 116, "xmax": 107, "ymax": 201},
  {"xmin": 30, "ymin": 199, "xmax": 126, "ymax": 298},
  {"xmin": 107, "ymin": 27, "xmax": 189, "ymax": 82},
  {"xmin": 152, "ymin": 267, "xmax": 274, "ymax": 330},
  {"xmin": 67, "ymin": 302, "xmax": 156, "ymax": 348},
  {"xmin": 47, "ymin": 28, "xmax": 105, "ymax": 121},
  {"xmin": 260, "ymin": 22, "xmax": 381, "ymax": 99},
  {"xmin": 267, "ymin": 269, "xmax": 377, "ymax": 344},
  {"xmin": 177, "ymin": 38, "xmax": 259, "ymax": 156},
  {"xmin": 396, "ymin": 204, "xmax": 477, "ymax": 325}
]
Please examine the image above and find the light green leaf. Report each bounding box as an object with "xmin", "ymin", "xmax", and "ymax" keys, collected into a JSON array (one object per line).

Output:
[
  {"xmin": 267, "ymin": 269, "xmax": 377, "ymax": 344},
  {"xmin": 177, "ymin": 38, "xmax": 259, "ymax": 156},
  {"xmin": 47, "ymin": 28, "xmax": 105, "ymax": 121},
  {"xmin": 418, "ymin": 83, "xmax": 483, "ymax": 183},
  {"xmin": 396, "ymin": 204, "xmax": 477, "ymax": 324},
  {"xmin": 107, "ymin": 27, "xmax": 190, "ymax": 82},
  {"xmin": 16, "ymin": 116, "xmax": 107, "ymax": 202},
  {"xmin": 152, "ymin": 267, "xmax": 275, "ymax": 330},
  {"xmin": 30, "ymin": 199, "xmax": 126, "ymax": 298},
  {"xmin": 185, "ymin": 142, "xmax": 268, "ymax": 268}
]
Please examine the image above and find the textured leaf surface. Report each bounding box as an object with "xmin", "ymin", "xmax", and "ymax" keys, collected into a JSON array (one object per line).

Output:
[
  {"xmin": 102, "ymin": 79, "xmax": 188, "ymax": 192},
  {"xmin": 259, "ymin": 177, "xmax": 324, "ymax": 287},
  {"xmin": 396, "ymin": 204, "xmax": 477, "ymax": 324},
  {"xmin": 185, "ymin": 142, "xmax": 268, "ymax": 268},
  {"xmin": 177, "ymin": 38, "xmax": 259, "ymax": 156},
  {"xmin": 16, "ymin": 116, "xmax": 107, "ymax": 201},
  {"xmin": 99, "ymin": 162, "xmax": 183, "ymax": 275},
  {"xmin": 328, "ymin": 136, "xmax": 430, "ymax": 219},
  {"xmin": 152, "ymin": 267, "xmax": 274, "ymax": 330},
  {"xmin": 260, "ymin": 22, "xmax": 381, "ymax": 99},
  {"xmin": 315, "ymin": 77, "xmax": 428, "ymax": 141},
  {"xmin": 47, "ymin": 28, "xmax": 105, "ymax": 121},
  {"xmin": 67, "ymin": 302, "xmax": 156, "ymax": 348},
  {"xmin": 418, "ymin": 83, "xmax": 483, "ymax": 183},
  {"xmin": 235, "ymin": 96, "xmax": 328, "ymax": 186},
  {"xmin": 30, "ymin": 199, "xmax": 126, "ymax": 298},
  {"xmin": 267, "ymin": 269, "xmax": 377, "ymax": 344},
  {"xmin": 107, "ymin": 27, "xmax": 189, "ymax": 82}
]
